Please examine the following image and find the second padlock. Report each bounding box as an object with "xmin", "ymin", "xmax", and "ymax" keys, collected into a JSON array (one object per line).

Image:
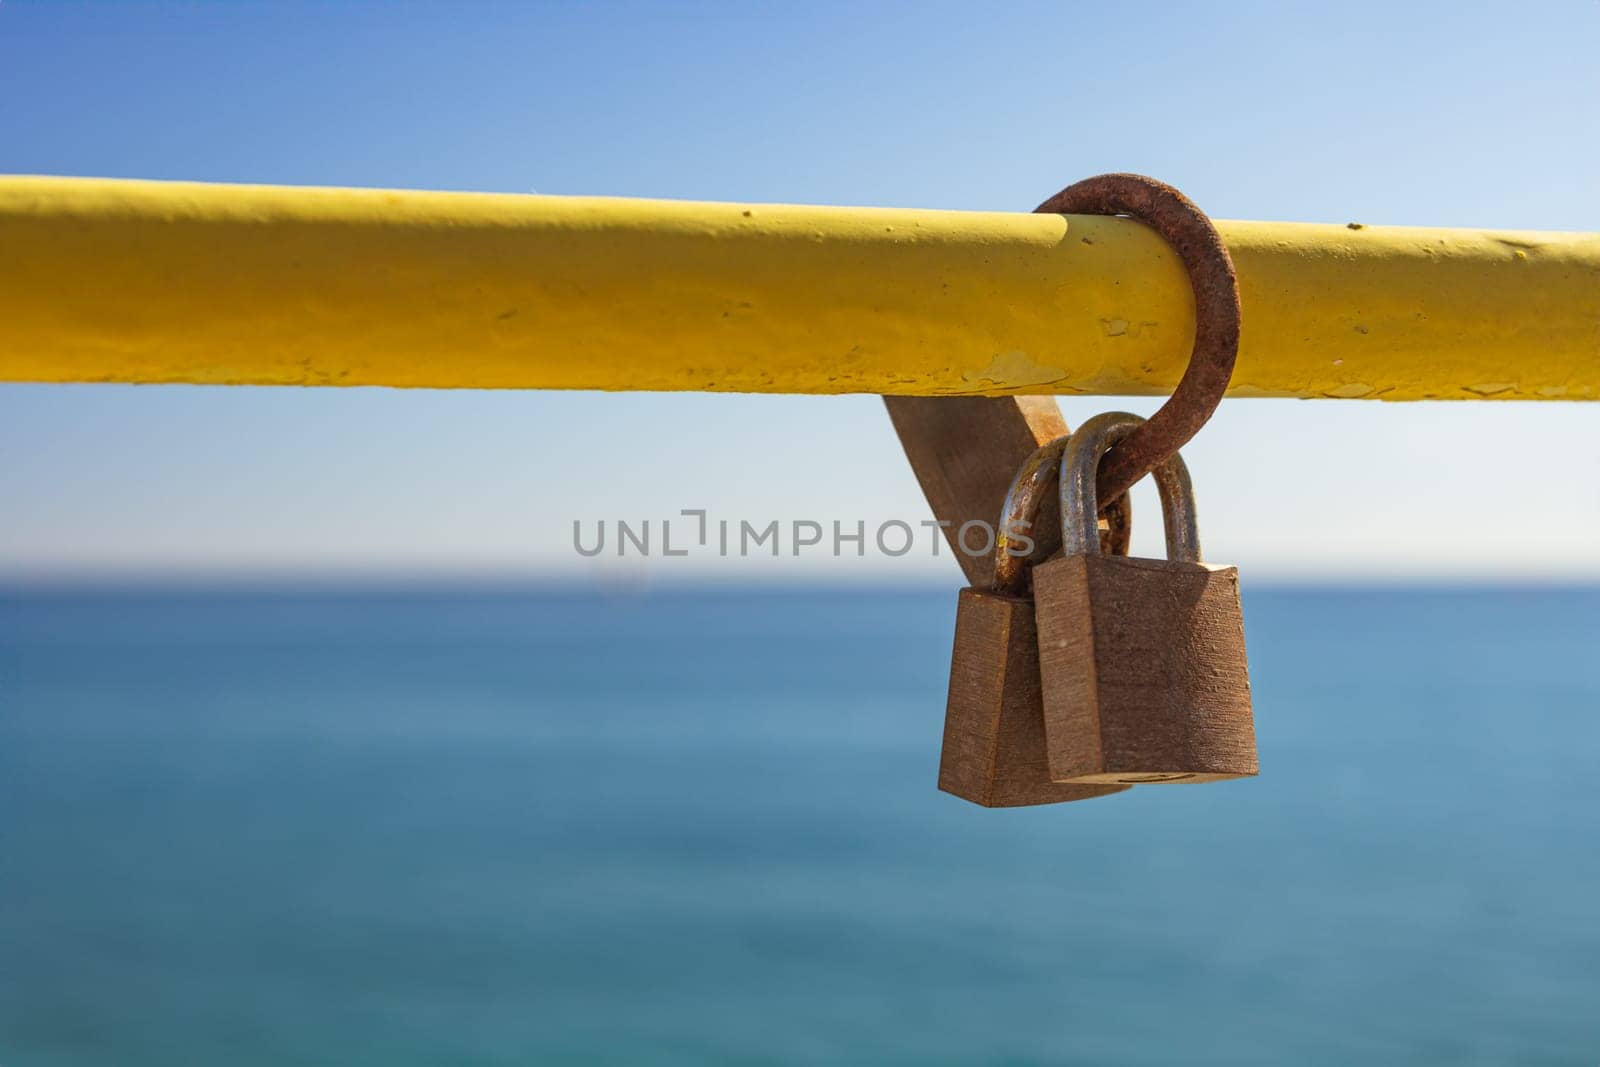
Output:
[
  {"xmin": 938, "ymin": 435, "xmax": 1131, "ymax": 808},
  {"xmin": 1033, "ymin": 411, "xmax": 1258, "ymax": 786}
]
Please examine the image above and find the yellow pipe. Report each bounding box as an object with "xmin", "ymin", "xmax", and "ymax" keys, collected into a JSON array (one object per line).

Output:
[{"xmin": 1, "ymin": 175, "xmax": 1596, "ymax": 400}]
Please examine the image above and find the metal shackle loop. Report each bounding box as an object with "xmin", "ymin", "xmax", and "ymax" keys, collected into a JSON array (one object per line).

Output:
[
  {"xmin": 1060, "ymin": 412, "xmax": 1201, "ymax": 563},
  {"xmin": 1035, "ymin": 174, "xmax": 1240, "ymax": 503},
  {"xmin": 990, "ymin": 436, "xmax": 1069, "ymax": 597}
]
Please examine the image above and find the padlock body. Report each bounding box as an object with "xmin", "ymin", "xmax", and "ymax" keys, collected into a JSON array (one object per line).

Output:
[
  {"xmin": 940, "ymin": 587, "xmax": 1129, "ymax": 807},
  {"xmin": 1033, "ymin": 554, "xmax": 1256, "ymax": 785}
]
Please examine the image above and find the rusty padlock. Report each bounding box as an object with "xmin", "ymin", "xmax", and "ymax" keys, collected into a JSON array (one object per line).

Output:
[
  {"xmin": 938, "ymin": 435, "xmax": 1131, "ymax": 808},
  {"xmin": 1034, "ymin": 411, "xmax": 1257, "ymax": 785}
]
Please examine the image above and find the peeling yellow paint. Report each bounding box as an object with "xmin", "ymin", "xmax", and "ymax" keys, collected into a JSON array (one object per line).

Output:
[{"xmin": 961, "ymin": 350, "xmax": 1067, "ymax": 389}]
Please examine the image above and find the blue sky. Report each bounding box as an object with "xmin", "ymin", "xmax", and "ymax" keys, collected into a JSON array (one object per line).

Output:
[{"xmin": 2, "ymin": 1, "xmax": 1597, "ymax": 582}]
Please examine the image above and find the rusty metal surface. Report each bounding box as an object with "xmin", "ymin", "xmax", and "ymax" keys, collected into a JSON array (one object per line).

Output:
[
  {"xmin": 1035, "ymin": 173, "xmax": 1240, "ymax": 503},
  {"xmin": 991, "ymin": 437, "xmax": 1069, "ymax": 596},
  {"xmin": 1058, "ymin": 412, "xmax": 1201, "ymax": 563},
  {"xmin": 881, "ymin": 396, "xmax": 1068, "ymax": 588},
  {"xmin": 991, "ymin": 435, "xmax": 1133, "ymax": 597}
]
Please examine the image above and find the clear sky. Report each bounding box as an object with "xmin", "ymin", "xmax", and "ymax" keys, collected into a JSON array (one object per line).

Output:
[{"xmin": 1, "ymin": 1, "xmax": 1596, "ymax": 584}]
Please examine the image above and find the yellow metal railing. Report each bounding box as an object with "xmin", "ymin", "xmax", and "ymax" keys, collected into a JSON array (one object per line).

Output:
[{"xmin": 2, "ymin": 176, "xmax": 1596, "ymax": 400}]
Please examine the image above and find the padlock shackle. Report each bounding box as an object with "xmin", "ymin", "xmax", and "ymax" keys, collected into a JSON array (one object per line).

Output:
[
  {"xmin": 991, "ymin": 436, "xmax": 1069, "ymax": 597},
  {"xmin": 1061, "ymin": 412, "xmax": 1201, "ymax": 562}
]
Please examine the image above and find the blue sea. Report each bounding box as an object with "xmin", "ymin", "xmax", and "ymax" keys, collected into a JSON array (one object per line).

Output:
[{"xmin": 2, "ymin": 586, "xmax": 1597, "ymax": 1065}]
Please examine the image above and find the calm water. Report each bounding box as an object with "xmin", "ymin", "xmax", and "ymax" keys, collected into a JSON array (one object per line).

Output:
[{"xmin": 2, "ymin": 586, "xmax": 1597, "ymax": 1065}]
